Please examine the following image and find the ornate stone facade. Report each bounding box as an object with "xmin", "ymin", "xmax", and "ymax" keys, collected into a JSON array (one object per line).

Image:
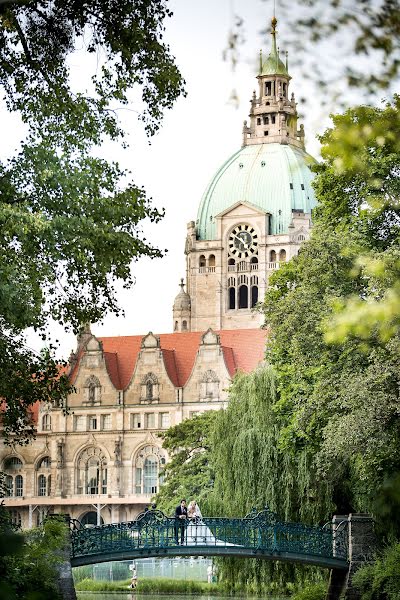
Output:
[{"xmin": 2, "ymin": 329, "xmax": 266, "ymax": 528}]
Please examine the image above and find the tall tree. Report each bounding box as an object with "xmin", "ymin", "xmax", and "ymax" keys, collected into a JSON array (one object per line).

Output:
[{"xmin": 0, "ymin": 0, "xmax": 185, "ymax": 442}]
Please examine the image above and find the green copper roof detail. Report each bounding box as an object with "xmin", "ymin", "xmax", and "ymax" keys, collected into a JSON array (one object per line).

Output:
[
  {"xmin": 196, "ymin": 143, "xmax": 317, "ymax": 240},
  {"xmin": 260, "ymin": 17, "xmax": 288, "ymax": 76}
]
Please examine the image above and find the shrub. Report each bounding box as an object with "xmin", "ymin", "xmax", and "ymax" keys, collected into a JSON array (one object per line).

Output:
[
  {"xmin": 291, "ymin": 582, "xmax": 327, "ymax": 600},
  {"xmin": 352, "ymin": 542, "xmax": 400, "ymax": 600}
]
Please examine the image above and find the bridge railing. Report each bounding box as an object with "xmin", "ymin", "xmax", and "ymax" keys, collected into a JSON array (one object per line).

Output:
[{"xmin": 70, "ymin": 508, "xmax": 348, "ymax": 563}]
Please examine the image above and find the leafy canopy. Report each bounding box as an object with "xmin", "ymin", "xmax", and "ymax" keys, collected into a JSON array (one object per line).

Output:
[{"xmin": 0, "ymin": 0, "xmax": 185, "ymax": 441}]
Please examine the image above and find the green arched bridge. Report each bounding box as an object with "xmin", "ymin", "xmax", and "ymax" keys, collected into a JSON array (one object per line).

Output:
[{"xmin": 70, "ymin": 507, "xmax": 348, "ymax": 570}]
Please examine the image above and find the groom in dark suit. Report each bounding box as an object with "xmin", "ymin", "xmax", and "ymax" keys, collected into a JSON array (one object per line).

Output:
[{"xmin": 174, "ymin": 499, "xmax": 187, "ymax": 545}]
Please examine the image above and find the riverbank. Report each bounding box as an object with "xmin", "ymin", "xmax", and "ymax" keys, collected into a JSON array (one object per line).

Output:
[
  {"xmin": 75, "ymin": 577, "xmax": 326, "ymax": 599},
  {"xmin": 76, "ymin": 577, "xmax": 226, "ymax": 595}
]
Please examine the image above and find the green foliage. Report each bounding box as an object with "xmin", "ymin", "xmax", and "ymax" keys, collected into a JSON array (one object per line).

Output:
[
  {"xmin": 291, "ymin": 582, "xmax": 327, "ymax": 600},
  {"xmin": 208, "ymin": 367, "xmax": 329, "ymax": 592},
  {"xmin": 0, "ymin": 0, "xmax": 185, "ymax": 442},
  {"xmin": 0, "ymin": 517, "xmax": 68, "ymax": 599},
  {"xmin": 75, "ymin": 576, "xmax": 223, "ymax": 594},
  {"xmin": 352, "ymin": 542, "xmax": 400, "ymax": 599},
  {"xmin": 154, "ymin": 411, "xmax": 216, "ymax": 515}
]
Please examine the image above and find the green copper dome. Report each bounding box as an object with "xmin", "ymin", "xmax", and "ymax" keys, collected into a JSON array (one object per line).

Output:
[{"xmin": 196, "ymin": 143, "xmax": 317, "ymax": 240}]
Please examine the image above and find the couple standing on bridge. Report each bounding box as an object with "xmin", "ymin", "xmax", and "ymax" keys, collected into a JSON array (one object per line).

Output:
[{"xmin": 174, "ymin": 498, "xmax": 209, "ymax": 545}]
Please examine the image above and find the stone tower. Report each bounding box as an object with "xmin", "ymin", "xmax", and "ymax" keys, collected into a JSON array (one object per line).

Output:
[{"xmin": 174, "ymin": 17, "xmax": 317, "ymax": 332}]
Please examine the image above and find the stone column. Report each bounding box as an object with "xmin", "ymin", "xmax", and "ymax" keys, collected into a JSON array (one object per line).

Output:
[{"xmin": 344, "ymin": 513, "xmax": 376, "ymax": 600}]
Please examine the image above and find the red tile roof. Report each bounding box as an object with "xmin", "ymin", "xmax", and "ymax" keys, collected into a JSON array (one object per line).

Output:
[{"xmin": 97, "ymin": 329, "xmax": 266, "ymax": 390}]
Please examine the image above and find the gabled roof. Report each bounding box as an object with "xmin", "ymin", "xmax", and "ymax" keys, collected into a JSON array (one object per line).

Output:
[{"xmin": 96, "ymin": 329, "xmax": 266, "ymax": 390}]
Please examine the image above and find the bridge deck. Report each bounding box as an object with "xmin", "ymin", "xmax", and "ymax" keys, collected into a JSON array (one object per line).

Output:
[{"xmin": 70, "ymin": 508, "xmax": 349, "ymax": 570}]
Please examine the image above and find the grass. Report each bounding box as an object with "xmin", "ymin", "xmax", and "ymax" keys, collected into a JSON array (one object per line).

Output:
[{"xmin": 75, "ymin": 577, "xmax": 226, "ymax": 594}]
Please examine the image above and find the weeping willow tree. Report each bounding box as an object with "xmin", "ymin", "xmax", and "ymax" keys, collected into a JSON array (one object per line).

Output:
[{"xmin": 206, "ymin": 366, "xmax": 334, "ymax": 593}]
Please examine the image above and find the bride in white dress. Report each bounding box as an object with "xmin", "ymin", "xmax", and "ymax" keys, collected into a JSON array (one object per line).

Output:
[{"xmin": 186, "ymin": 500, "xmax": 232, "ymax": 546}]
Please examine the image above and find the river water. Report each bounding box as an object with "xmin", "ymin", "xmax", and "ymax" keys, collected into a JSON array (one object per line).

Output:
[{"xmin": 77, "ymin": 595, "xmax": 288, "ymax": 600}]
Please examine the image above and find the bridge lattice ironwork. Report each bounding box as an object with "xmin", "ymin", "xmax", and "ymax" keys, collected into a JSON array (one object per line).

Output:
[{"xmin": 70, "ymin": 507, "xmax": 348, "ymax": 569}]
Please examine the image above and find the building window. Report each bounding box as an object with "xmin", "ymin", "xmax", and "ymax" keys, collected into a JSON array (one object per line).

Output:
[
  {"xmin": 269, "ymin": 249, "xmax": 277, "ymax": 262},
  {"xmin": 298, "ymin": 234, "xmax": 305, "ymax": 242},
  {"xmin": 15, "ymin": 475, "xmax": 23, "ymax": 497},
  {"xmin": 101, "ymin": 414, "xmax": 111, "ymax": 430},
  {"xmin": 251, "ymin": 286, "xmax": 258, "ymax": 307},
  {"xmin": 145, "ymin": 413, "xmax": 156, "ymax": 429},
  {"xmin": 263, "ymin": 116, "xmax": 269, "ymax": 125},
  {"xmin": 239, "ymin": 285, "xmax": 248, "ymax": 308},
  {"xmin": 199, "ymin": 255, "xmax": 206, "ymax": 268},
  {"xmin": 42, "ymin": 414, "xmax": 51, "ymax": 431},
  {"xmin": 132, "ymin": 413, "xmax": 142, "ymax": 429},
  {"xmin": 189, "ymin": 411, "xmax": 201, "ymax": 418},
  {"xmin": 208, "ymin": 254, "xmax": 215, "ymax": 267},
  {"xmin": 4, "ymin": 457, "xmax": 23, "ymax": 470},
  {"xmin": 38, "ymin": 474, "xmax": 47, "ymax": 497},
  {"xmin": 74, "ymin": 415, "xmax": 85, "ymax": 431},
  {"xmin": 89, "ymin": 416, "xmax": 98, "ymax": 431},
  {"xmin": 84, "ymin": 375, "xmax": 101, "ymax": 405},
  {"xmin": 76, "ymin": 447, "xmax": 107, "ymax": 495},
  {"xmin": 134, "ymin": 445, "xmax": 166, "ymax": 495},
  {"xmin": 279, "ymin": 249, "xmax": 287, "ymax": 262},
  {"xmin": 8, "ymin": 510, "xmax": 21, "ymax": 528},
  {"xmin": 256, "ymin": 117, "xmax": 261, "ymax": 125},
  {"xmin": 229, "ymin": 287, "xmax": 236, "ymax": 309},
  {"xmin": 265, "ymin": 81, "xmax": 272, "ymax": 95},
  {"xmin": 271, "ymin": 115, "xmax": 276, "ymax": 124},
  {"xmin": 38, "ymin": 456, "xmax": 51, "ymax": 469},
  {"xmin": 264, "ymin": 130, "xmax": 269, "ymax": 136},
  {"xmin": 160, "ymin": 413, "xmax": 170, "ymax": 429},
  {"xmin": 174, "ymin": 320, "xmax": 179, "ymax": 331},
  {"xmin": 182, "ymin": 320, "xmax": 188, "ymax": 331},
  {"xmin": 5, "ymin": 475, "xmax": 13, "ymax": 497}
]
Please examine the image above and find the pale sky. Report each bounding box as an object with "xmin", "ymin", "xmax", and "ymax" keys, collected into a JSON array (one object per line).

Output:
[{"xmin": 4, "ymin": 0, "xmax": 368, "ymax": 358}]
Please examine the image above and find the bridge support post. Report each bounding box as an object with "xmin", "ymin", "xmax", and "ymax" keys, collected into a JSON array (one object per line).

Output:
[
  {"xmin": 56, "ymin": 536, "xmax": 77, "ymax": 600},
  {"xmin": 327, "ymin": 513, "xmax": 376, "ymax": 600},
  {"xmin": 344, "ymin": 513, "xmax": 376, "ymax": 599}
]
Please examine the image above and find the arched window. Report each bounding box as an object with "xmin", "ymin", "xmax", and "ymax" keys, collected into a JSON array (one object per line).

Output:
[
  {"xmin": 42, "ymin": 414, "xmax": 51, "ymax": 431},
  {"xmin": 134, "ymin": 445, "xmax": 166, "ymax": 495},
  {"xmin": 84, "ymin": 375, "xmax": 101, "ymax": 405},
  {"xmin": 15, "ymin": 475, "xmax": 23, "ymax": 497},
  {"xmin": 182, "ymin": 320, "xmax": 188, "ymax": 331},
  {"xmin": 5, "ymin": 476, "xmax": 13, "ymax": 497},
  {"xmin": 251, "ymin": 286, "xmax": 258, "ymax": 307},
  {"xmin": 250, "ymin": 256, "xmax": 258, "ymax": 264},
  {"xmin": 239, "ymin": 285, "xmax": 248, "ymax": 309},
  {"xmin": 279, "ymin": 249, "xmax": 287, "ymax": 262},
  {"xmin": 229, "ymin": 287, "xmax": 236, "ymax": 309},
  {"xmin": 76, "ymin": 447, "xmax": 108, "ymax": 495},
  {"xmin": 80, "ymin": 511, "xmax": 104, "ymax": 527},
  {"xmin": 38, "ymin": 456, "xmax": 51, "ymax": 469},
  {"xmin": 228, "ymin": 258, "xmax": 235, "ymax": 265},
  {"xmin": 3, "ymin": 456, "xmax": 23, "ymax": 498},
  {"xmin": 38, "ymin": 474, "xmax": 47, "ymax": 497},
  {"xmin": 269, "ymin": 250, "xmax": 276, "ymax": 262},
  {"xmin": 199, "ymin": 255, "xmax": 206, "ymax": 268},
  {"xmin": 141, "ymin": 373, "xmax": 158, "ymax": 402},
  {"xmin": 4, "ymin": 457, "xmax": 22, "ymax": 470},
  {"xmin": 174, "ymin": 320, "xmax": 179, "ymax": 331},
  {"xmin": 208, "ymin": 254, "xmax": 215, "ymax": 267}
]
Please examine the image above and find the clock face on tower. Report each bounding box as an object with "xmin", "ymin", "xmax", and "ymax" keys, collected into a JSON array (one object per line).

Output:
[{"xmin": 228, "ymin": 224, "xmax": 258, "ymax": 259}]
